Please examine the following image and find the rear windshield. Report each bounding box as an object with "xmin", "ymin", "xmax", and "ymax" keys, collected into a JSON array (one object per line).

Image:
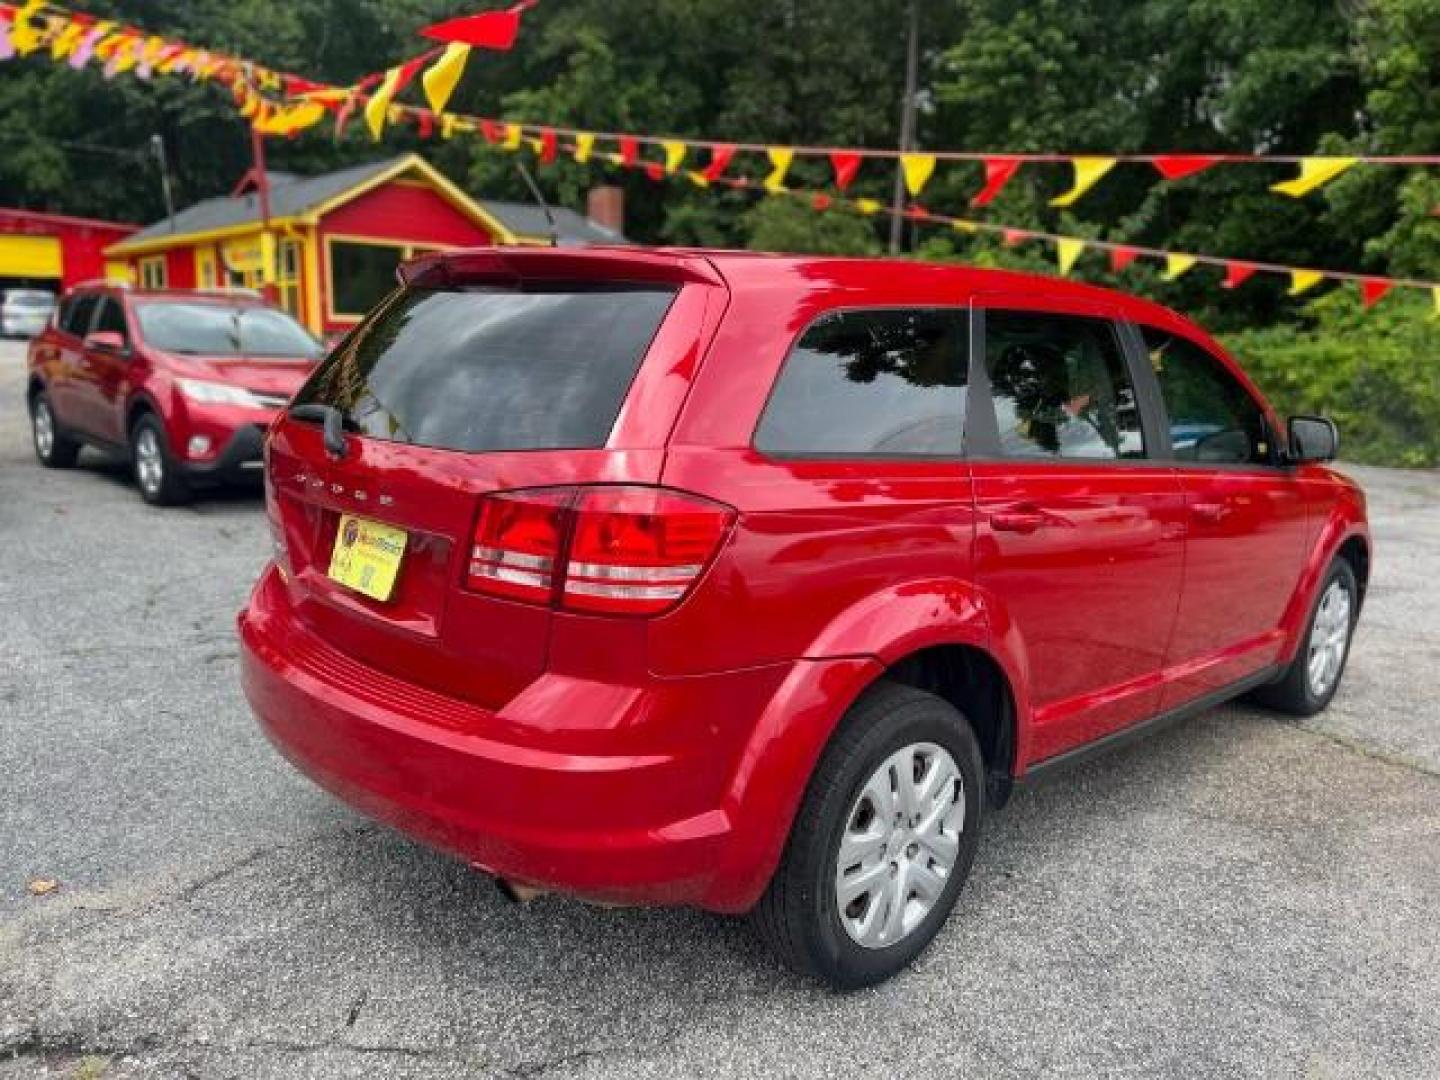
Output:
[
  {"xmin": 292, "ymin": 285, "xmax": 676, "ymax": 452},
  {"xmin": 135, "ymin": 302, "xmax": 322, "ymax": 359}
]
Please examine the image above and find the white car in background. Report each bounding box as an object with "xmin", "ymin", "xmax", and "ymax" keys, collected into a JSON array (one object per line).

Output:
[{"xmin": 1, "ymin": 289, "xmax": 57, "ymax": 339}]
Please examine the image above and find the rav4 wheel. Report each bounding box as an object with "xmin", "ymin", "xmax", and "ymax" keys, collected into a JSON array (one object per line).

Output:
[
  {"xmin": 1252, "ymin": 557, "xmax": 1359, "ymax": 716},
  {"xmin": 130, "ymin": 414, "xmax": 191, "ymax": 507},
  {"xmin": 30, "ymin": 391, "xmax": 80, "ymax": 468},
  {"xmin": 752, "ymin": 681, "xmax": 984, "ymax": 990}
]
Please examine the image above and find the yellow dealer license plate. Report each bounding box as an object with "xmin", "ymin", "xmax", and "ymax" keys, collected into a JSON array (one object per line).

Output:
[{"xmin": 327, "ymin": 514, "xmax": 408, "ymax": 602}]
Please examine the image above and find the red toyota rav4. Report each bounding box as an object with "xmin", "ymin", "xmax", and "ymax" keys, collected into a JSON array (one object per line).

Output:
[
  {"xmin": 26, "ymin": 284, "xmax": 323, "ymax": 505},
  {"xmin": 239, "ymin": 248, "xmax": 1368, "ymax": 989}
]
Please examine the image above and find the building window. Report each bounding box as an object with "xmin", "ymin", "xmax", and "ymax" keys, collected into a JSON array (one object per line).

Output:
[
  {"xmin": 277, "ymin": 239, "xmax": 303, "ymax": 319},
  {"xmin": 139, "ymin": 256, "xmax": 167, "ymax": 290},
  {"xmin": 326, "ymin": 238, "xmax": 446, "ymax": 321},
  {"xmin": 196, "ymin": 248, "xmax": 217, "ymax": 289}
]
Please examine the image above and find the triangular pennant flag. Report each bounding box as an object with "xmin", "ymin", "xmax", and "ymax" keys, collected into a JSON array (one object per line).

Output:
[
  {"xmin": 538, "ymin": 127, "xmax": 557, "ymax": 164},
  {"xmin": 1057, "ymin": 238, "xmax": 1085, "ymax": 276},
  {"xmin": 1002, "ymin": 228, "xmax": 1028, "ymax": 247},
  {"xmin": 502, "ymin": 123, "xmax": 523, "ymax": 151},
  {"xmin": 1289, "ymin": 270, "xmax": 1325, "ymax": 295},
  {"xmin": 764, "ymin": 147, "xmax": 794, "ymax": 193},
  {"xmin": 905, "ymin": 203, "xmax": 932, "ymax": 221},
  {"xmin": 573, "ymin": 132, "xmax": 595, "ymax": 163},
  {"xmin": 830, "ymin": 151, "xmax": 861, "ymax": 191},
  {"xmin": 364, "ymin": 57, "xmax": 425, "ymax": 140},
  {"xmin": 1109, "ymin": 246, "xmax": 1140, "ymax": 272},
  {"xmin": 8, "ymin": 1, "xmax": 45, "ymax": 56},
  {"xmin": 686, "ymin": 170, "xmax": 709, "ymax": 189},
  {"xmin": 619, "ymin": 136, "xmax": 638, "ymax": 167},
  {"xmin": 854, "ymin": 198, "xmax": 883, "ymax": 215},
  {"xmin": 50, "ymin": 21, "xmax": 86, "ymax": 61},
  {"xmin": 901, "ymin": 153, "xmax": 936, "ymax": 197},
  {"xmin": 972, "ymin": 157, "xmax": 1020, "ymax": 207},
  {"xmin": 1361, "ymin": 279, "xmax": 1392, "ymax": 310},
  {"xmin": 1164, "ymin": 254, "xmax": 1197, "ymax": 281},
  {"xmin": 702, "ymin": 144, "xmax": 735, "ymax": 182},
  {"xmin": 420, "ymin": 1, "xmax": 537, "ymax": 50},
  {"xmin": 480, "ymin": 118, "xmax": 506, "ymax": 144},
  {"xmin": 1051, "ymin": 157, "xmax": 1117, "ymax": 207},
  {"xmin": 952, "ymin": 220, "xmax": 978, "ymax": 234},
  {"xmin": 644, "ymin": 162, "xmax": 665, "ymax": 182},
  {"xmin": 1271, "ymin": 157, "xmax": 1358, "ymax": 198},
  {"xmin": 662, "ymin": 140, "xmax": 686, "ymax": 174},
  {"xmin": 1151, "ymin": 155, "xmax": 1221, "ymax": 181},
  {"xmin": 1433, "ymin": 287, "xmax": 1440, "ymax": 317},
  {"xmin": 1223, "ymin": 262, "xmax": 1258, "ymax": 289},
  {"xmin": 422, "ymin": 42, "xmax": 470, "ymax": 115},
  {"xmin": 812, "ymin": 193, "xmax": 832, "ymax": 212}
]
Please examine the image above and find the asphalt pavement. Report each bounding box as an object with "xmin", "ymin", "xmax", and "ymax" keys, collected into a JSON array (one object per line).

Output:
[{"xmin": 1, "ymin": 339, "xmax": 1437, "ymax": 1079}]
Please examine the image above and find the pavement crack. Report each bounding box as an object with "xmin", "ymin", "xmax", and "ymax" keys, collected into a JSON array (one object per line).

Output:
[
  {"xmin": 178, "ymin": 824, "xmax": 379, "ymax": 903},
  {"xmin": 1284, "ymin": 720, "xmax": 1440, "ymax": 781},
  {"xmin": 499, "ymin": 1025, "xmax": 683, "ymax": 1078}
]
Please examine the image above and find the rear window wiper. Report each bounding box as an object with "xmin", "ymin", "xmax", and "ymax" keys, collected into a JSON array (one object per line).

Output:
[{"xmin": 288, "ymin": 402, "xmax": 351, "ymax": 459}]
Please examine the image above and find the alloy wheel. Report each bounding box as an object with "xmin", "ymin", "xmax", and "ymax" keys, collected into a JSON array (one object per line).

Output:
[
  {"xmin": 135, "ymin": 427, "xmax": 165, "ymax": 497},
  {"xmin": 1307, "ymin": 578, "xmax": 1353, "ymax": 699},
  {"xmin": 835, "ymin": 741, "xmax": 965, "ymax": 949},
  {"xmin": 33, "ymin": 400, "xmax": 55, "ymax": 459}
]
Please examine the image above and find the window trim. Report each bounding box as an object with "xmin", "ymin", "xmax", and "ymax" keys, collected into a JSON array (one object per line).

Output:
[
  {"xmin": 323, "ymin": 233, "xmax": 459, "ymax": 323},
  {"xmin": 1129, "ymin": 320, "xmax": 1283, "ymax": 472},
  {"xmin": 749, "ymin": 303, "xmax": 973, "ymax": 463},
  {"xmin": 964, "ymin": 302, "xmax": 1162, "ymax": 466},
  {"xmin": 138, "ymin": 255, "xmax": 167, "ymax": 290}
]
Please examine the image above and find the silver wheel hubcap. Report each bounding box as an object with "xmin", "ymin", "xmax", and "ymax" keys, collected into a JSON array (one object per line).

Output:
[
  {"xmin": 135, "ymin": 428, "xmax": 164, "ymax": 495},
  {"xmin": 835, "ymin": 741, "xmax": 965, "ymax": 949},
  {"xmin": 34, "ymin": 401, "xmax": 54, "ymax": 457},
  {"xmin": 1307, "ymin": 579, "xmax": 1353, "ymax": 698}
]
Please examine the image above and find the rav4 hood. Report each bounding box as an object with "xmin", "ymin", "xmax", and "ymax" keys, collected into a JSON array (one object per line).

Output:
[{"xmin": 170, "ymin": 355, "xmax": 318, "ymax": 396}]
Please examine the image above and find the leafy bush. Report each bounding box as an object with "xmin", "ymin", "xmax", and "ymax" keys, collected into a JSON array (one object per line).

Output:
[{"xmin": 1223, "ymin": 290, "xmax": 1440, "ymax": 467}]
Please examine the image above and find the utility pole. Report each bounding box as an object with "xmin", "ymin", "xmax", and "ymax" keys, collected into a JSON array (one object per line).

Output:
[
  {"xmin": 888, "ymin": 0, "xmax": 920, "ymax": 255},
  {"xmin": 150, "ymin": 133, "xmax": 176, "ymax": 231},
  {"xmin": 249, "ymin": 126, "xmax": 279, "ymax": 304}
]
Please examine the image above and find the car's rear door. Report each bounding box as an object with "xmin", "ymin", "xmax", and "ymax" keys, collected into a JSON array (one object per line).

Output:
[
  {"xmin": 39, "ymin": 292, "xmax": 100, "ymax": 432},
  {"xmin": 1132, "ymin": 322, "xmax": 1309, "ymax": 707},
  {"xmin": 77, "ymin": 294, "xmax": 135, "ymax": 444},
  {"xmin": 967, "ymin": 296, "xmax": 1187, "ymax": 766},
  {"xmin": 266, "ymin": 254, "xmax": 722, "ymax": 710}
]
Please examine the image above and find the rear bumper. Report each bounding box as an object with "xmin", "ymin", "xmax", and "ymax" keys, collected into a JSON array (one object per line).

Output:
[{"xmin": 238, "ymin": 565, "xmax": 822, "ymax": 911}]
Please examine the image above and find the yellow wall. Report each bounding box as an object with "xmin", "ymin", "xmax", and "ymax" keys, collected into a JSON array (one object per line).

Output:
[{"xmin": 0, "ymin": 235, "xmax": 63, "ymax": 279}]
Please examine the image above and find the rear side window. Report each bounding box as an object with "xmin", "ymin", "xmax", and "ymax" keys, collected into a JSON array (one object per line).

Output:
[
  {"xmin": 292, "ymin": 285, "xmax": 676, "ymax": 452},
  {"xmin": 755, "ymin": 308, "xmax": 968, "ymax": 457},
  {"xmin": 92, "ymin": 297, "xmax": 128, "ymax": 341},
  {"xmin": 984, "ymin": 310, "xmax": 1145, "ymax": 460},
  {"xmin": 1140, "ymin": 326, "xmax": 1272, "ymax": 466},
  {"xmin": 63, "ymin": 294, "xmax": 99, "ymax": 338}
]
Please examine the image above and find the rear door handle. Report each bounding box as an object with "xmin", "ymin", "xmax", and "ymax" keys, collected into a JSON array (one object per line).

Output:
[
  {"xmin": 991, "ymin": 511, "xmax": 1047, "ymax": 534},
  {"xmin": 1192, "ymin": 502, "xmax": 1228, "ymax": 524}
]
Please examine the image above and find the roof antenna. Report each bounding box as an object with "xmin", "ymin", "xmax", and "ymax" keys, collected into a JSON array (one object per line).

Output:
[{"xmin": 513, "ymin": 160, "xmax": 559, "ymax": 247}]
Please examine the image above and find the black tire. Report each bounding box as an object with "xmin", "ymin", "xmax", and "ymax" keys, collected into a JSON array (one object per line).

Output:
[
  {"xmin": 1251, "ymin": 558, "xmax": 1359, "ymax": 717},
  {"xmin": 30, "ymin": 390, "xmax": 80, "ymax": 468},
  {"xmin": 130, "ymin": 413, "xmax": 191, "ymax": 507},
  {"xmin": 751, "ymin": 681, "xmax": 985, "ymax": 991}
]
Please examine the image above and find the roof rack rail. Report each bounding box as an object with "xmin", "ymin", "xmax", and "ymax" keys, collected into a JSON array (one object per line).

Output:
[
  {"xmin": 193, "ymin": 286, "xmax": 264, "ymax": 300},
  {"xmin": 69, "ymin": 277, "xmax": 131, "ymax": 291}
]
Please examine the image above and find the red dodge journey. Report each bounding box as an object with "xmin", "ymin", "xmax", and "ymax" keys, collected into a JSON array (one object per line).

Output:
[{"xmin": 239, "ymin": 247, "xmax": 1369, "ymax": 989}]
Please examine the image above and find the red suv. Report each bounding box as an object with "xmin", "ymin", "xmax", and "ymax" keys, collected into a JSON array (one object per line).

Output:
[
  {"xmin": 26, "ymin": 284, "xmax": 323, "ymax": 505},
  {"xmin": 239, "ymin": 248, "xmax": 1369, "ymax": 989}
]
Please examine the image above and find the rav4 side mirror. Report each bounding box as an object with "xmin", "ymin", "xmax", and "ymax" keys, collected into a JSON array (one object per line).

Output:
[
  {"xmin": 83, "ymin": 330, "xmax": 128, "ymax": 356},
  {"xmin": 1288, "ymin": 415, "xmax": 1338, "ymax": 464}
]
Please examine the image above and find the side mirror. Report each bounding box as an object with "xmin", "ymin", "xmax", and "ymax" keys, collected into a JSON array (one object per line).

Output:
[
  {"xmin": 1288, "ymin": 415, "xmax": 1338, "ymax": 464},
  {"xmin": 83, "ymin": 330, "xmax": 128, "ymax": 355}
]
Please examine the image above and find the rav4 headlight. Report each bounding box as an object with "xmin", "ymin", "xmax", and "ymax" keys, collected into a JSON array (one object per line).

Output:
[{"xmin": 176, "ymin": 378, "xmax": 264, "ymax": 407}]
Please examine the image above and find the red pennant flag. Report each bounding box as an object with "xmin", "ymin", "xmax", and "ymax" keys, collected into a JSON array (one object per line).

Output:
[
  {"xmin": 812, "ymin": 193, "xmax": 832, "ymax": 212},
  {"xmin": 829, "ymin": 151, "xmax": 862, "ymax": 191},
  {"xmin": 1223, "ymin": 262, "xmax": 1258, "ymax": 289},
  {"xmin": 702, "ymin": 144, "xmax": 735, "ymax": 182},
  {"xmin": 619, "ymin": 136, "xmax": 639, "ymax": 167},
  {"xmin": 1002, "ymin": 228, "xmax": 1028, "ymax": 247},
  {"xmin": 972, "ymin": 157, "xmax": 1021, "ymax": 207},
  {"xmin": 480, "ymin": 119, "xmax": 506, "ymax": 144},
  {"xmin": 282, "ymin": 75, "xmax": 325, "ymax": 96},
  {"xmin": 417, "ymin": 111, "xmax": 434, "ymax": 139},
  {"xmin": 1151, "ymin": 155, "xmax": 1221, "ymax": 181},
  {"xmin": 1109, "ymin": 246, "xmax": 1141, "ymax": 272},
  {"xmin": 644, "ymin": 162, "xmax": 665, "ymax": 182},
  {"xmin": 905, "ymin": 203, "xmax": 931, "ymax": 221},
  {"xmin": 1361, "ymin": 278, "xmax": 1393, "ymax": 309},
  {"xmin": 421, "ymin": 1, "xmax": 538, "ymax": 51},
  {"xmin": 539, "ymin": 127, "xmax": 557, "ymax": 164}
]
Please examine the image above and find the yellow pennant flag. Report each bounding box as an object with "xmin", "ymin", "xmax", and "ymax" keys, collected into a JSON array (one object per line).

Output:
[
  {"xmin": 764, "ymin": 147, "xmax": 794, "ymax": 193},
  {"xmin": 502, "ymin": 123, "xmax": 523, "ymax": 151},
  {"xmin": 422, "ymin": 42, "xmax": 470, "ymax": 115},
  {"xmin": 9, "ymin": 1, "xmax": 45, "ymax": 55},
  {"xmin": 1051, "ymin": 157, "xmax": 1117, "ymax": 207},
  {"xmin": 1164, "ymin": 254, "xmax": 1197, "ymax": 281},
  {"xmin": 901, "ymin": 153, "xmax": 937, "ymax": 197},
  {"xmin": 49, "ymin": 20, "xmax": 86, "ymax": 60},
  {"xmin": 365, "ymin": 66, "xmax": 404, "ymax": 140},
  {"xmin": 1271, "ymin": 157, "xmax": 1358, "ymax": 198},
  {"xmin": 254, "ymin": 101, "xmax": 325, "ymax": 136},
  {"xmin": 854, "ymin": 197, "xmax": 883, "ymax": 215},
  {"xmin": 1057, "ymin": 237, "xmax": 1085, "ymax": 275},
  {"xmin": 686, "ymin": 170, "xmax": 709, "ymax": 189},
  {"xmin": 573, "ymin": 132, "xmax": 595, "ymax": 163},
  {"xmin": 952, "ymin": 220, "xmax": 978, "ymax": 234},
  {"xmin": 1433, "ymin": 287, "xmax": 1440, "ymax": 318},
  {"xmin": 663, "ymin": 140, "xmax": 687, "ymax": 174},
  {"xmin": 1289, "ymin": 270, "xmax": 1325, "ymax": 295}
]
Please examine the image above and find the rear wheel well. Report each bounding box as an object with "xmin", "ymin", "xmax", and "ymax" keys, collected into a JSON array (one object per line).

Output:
[
  {"xmin": 884, "ymin": 645, "xmax": 1017, "ymax": 807},
  {"xmin": 1337, "ymin": 536, "xmax": 1370, "ymax": 606}
]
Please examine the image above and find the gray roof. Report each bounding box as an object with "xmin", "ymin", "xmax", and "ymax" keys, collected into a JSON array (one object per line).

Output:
[{"xmin": 115, "ymin": 155, "xmax": 627, "ymax": 250}]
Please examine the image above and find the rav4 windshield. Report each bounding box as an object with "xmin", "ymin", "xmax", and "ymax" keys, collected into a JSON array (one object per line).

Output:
[
  {"xmin": 290, "ymin": 285, "xmax": 677, "ymax": 452},
  {"xmin": 135, "ymin": 302, "xmax": 322, "ymax": 359}
]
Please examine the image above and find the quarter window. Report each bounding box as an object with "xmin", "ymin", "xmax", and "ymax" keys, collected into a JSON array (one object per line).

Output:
[
  {"xmin": 754, "ymin": 308, "xmax": 968, "ymax": 457},
  {"xmin": 1141, "ymin": 326, "xmax": 1271, "ymax": 466},
  {"xmin": 984, "ymin": 310, "xmax": 1145, "ymax": 460}
]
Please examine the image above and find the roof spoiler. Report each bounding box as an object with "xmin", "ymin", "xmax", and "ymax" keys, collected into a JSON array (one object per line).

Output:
[{"xmin": 396, "ymin": 246, "xmax": 724, "ymax": 290}]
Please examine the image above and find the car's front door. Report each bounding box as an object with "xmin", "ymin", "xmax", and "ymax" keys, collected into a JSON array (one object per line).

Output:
[
  {"xmin": 968, "ymin": 299, "xmax": 1187, "ymax": 767},
  {"xmin": 1134, "ymin": 323, "xmax": 1310, "ymax": 707},
  {"xmin": 77, "ymin": 295, "xmax": 135, "ymax": 445}
]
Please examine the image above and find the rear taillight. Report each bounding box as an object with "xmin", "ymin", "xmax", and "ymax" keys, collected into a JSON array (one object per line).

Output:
[{"xmin": 465, "ymin": 486, "xmax": 734, "ymax": 616}]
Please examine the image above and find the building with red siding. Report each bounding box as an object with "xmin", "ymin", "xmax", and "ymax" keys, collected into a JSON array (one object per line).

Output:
[
  {"xmin": 0, "ymin": 209, "xmax": 137, "ymax": 292},
  {"xmin": 103, "ymin": 154, "xmax": 625, "ymax": 335}
]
